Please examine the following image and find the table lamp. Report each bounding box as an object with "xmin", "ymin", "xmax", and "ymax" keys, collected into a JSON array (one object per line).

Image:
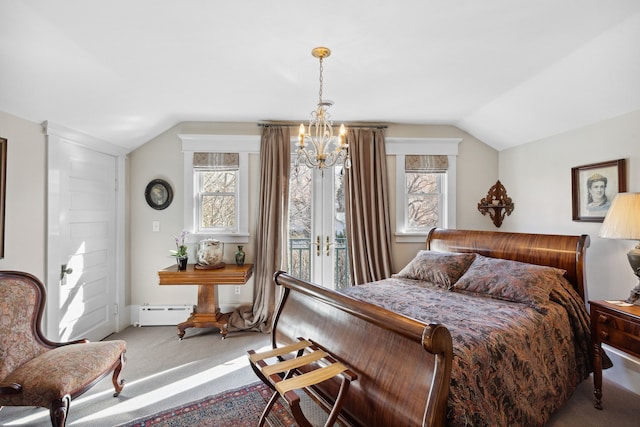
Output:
[{"xmin": 598, "ymin": 192, "xmax": 640, "ymax": 304}]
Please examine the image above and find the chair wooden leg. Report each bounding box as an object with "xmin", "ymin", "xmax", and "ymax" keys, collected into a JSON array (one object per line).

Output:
[
  {"xmin": 50, "ymin": 395, "xmax": 70, "ymax": 427},
  {"xmin": 112, "ymin": 351, "xmax": 126, "ymax": 397}
]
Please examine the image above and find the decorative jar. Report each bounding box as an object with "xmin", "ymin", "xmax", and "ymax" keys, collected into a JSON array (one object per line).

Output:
[{"xmin": 197, "ymin": 239, "xmax": 224, "ymax": 267}]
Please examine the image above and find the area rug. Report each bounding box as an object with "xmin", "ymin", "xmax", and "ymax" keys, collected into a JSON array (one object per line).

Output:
[{"xmin": 116, "ymin": 382, "xmax": 296, "ymax": 427}]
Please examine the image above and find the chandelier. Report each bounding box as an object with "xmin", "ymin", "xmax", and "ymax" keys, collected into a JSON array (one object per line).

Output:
[{"xmin": 296, "ymin": 47, "xmax": 351, "ymax": 170}]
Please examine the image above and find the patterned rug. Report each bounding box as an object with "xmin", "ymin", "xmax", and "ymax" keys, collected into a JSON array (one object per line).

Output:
[{"xmin": 116, "ymin": 382, "xmax": 297, "ymax": 427}]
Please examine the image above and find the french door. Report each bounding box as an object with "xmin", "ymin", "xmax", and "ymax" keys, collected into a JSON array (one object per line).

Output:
[{"xmin": 288, "ymin": 163, "xmax": 350, "ymax": 289}]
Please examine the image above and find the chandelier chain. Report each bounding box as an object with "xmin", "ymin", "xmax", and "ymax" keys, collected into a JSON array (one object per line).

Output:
[{"xmin": 318, "ymin": 56, "xmax": 324, "ymax": 105}]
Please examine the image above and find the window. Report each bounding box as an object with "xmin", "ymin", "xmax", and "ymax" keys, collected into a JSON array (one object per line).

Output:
[
  {"xmin": 386, "ymin": 137, "xmax": 460, "ymax": 243},
  {"xmin": 403, "ymin": 155, "xmax": 447, "ymax": 232},
  {"xmin": 194, "ymin": 153, "xmax": 239, "ymax": 234},
  {"xmin": 180, "ymin": 134, "xmax": 260, "ymax": 243},
  {"xmin": 405, "ymin": 170, "xmax": 444, "ymax": 230}
]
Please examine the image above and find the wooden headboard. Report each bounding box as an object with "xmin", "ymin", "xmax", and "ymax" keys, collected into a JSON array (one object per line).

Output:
[{"xmin": 426, "ymin": 228, "xmax": 590, "ymax": 301}]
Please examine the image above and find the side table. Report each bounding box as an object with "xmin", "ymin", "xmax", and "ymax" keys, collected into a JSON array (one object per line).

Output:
[
  {"xmin": 589, "ymin": 300, "xmax": 640, "ymax": 409},
  {"xmin": 158, "ymin": 263, "xmax": 253, "ymax": 339}
]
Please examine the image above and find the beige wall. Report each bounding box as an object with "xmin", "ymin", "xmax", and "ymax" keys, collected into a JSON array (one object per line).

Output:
[
  {"xmin": 7, "ymin": 104, "xmax": 633, "ymax": 309},
  {"xmin": 0, "ymin": 111, "xmax": 47, "ymax": 280},
  {"xmin": 6, "ymin": 105, "xmax": 634, "ymax": 304},
  {"xmin": 385, "ymin": 124, "xmax": 498, "ymax": 269},
  {"xmin": 4, "ymin": 106, "xmax": 639, "ymax": 390},
  {"xmin": 499, "ymin": 109, "xmax": 640, "ymax": 302},
  {"xmin": 128, "ymin": 122, "xmax": 263, "ymax": 309},
  {"xmin": 128, "ymin": 122, "xmax": 498, "ymax": 308},
  {"xmin": 0, "ymin": 112, "xmax": 498, "ymax": 308}
]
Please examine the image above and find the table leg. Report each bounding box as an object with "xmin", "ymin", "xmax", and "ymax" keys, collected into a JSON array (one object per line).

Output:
[{"xmin": 176, "ymin": 283, "xmax": 230, "ymax": 339}]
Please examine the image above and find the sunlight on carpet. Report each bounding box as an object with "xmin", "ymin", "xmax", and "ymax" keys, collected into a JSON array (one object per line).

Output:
[{"xmin": 76, "ymin": 353, "xmax": 250, "ymax": 424}]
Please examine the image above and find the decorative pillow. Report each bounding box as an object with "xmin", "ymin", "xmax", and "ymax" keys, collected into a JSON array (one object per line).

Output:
[
  {"xmin": 392, "ymin": 250, "xmax": 476, "ymax": 289},
  {"xmin": 452, "ymin": 255, "xmax": 567, "ymax": 313}
]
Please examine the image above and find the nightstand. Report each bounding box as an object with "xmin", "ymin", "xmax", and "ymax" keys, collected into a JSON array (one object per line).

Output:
[{"xmin": 589, "ymin": 300, "xmax": 640, "ymax": 409}]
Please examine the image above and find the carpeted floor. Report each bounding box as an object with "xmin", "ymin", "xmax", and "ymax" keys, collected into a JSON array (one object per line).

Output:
[
  {"xmin": 2, "ymin": 325, "xmax": 640, "ymax": 426},
  {"xmin": 1, "ymin": 326, "xmax": 271, "ymax": 426}
]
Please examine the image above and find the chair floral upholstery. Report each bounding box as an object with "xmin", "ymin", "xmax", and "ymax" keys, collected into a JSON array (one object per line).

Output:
[{"xmin": 0, "ymin": 271, "xmax": 126, "ymax": 426}]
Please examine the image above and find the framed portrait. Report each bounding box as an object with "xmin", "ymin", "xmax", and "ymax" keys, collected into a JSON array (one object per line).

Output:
[
  {"xmin": 0, "ymin": 138, "xmax": 6, "ymax": 258},
  {"xmin": 571, "ymin": 159, "xmax": 626, "ymax": 222},
  {"xmin": 145, "ymin": 179, "xmax": 173, "ymax": 210}
]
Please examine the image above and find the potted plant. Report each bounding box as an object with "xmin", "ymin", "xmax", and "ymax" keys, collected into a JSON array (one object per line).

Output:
[{"xmin": 170, "ymin": 230, "xmax": 189, "ymax": 270}]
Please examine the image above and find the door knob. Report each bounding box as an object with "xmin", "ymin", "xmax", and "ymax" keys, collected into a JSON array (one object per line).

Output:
[{"xmin": 60, "ymin": 264, "xmax": 73, "ymax": 280}]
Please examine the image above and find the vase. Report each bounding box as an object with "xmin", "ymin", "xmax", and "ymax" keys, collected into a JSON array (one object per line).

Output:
[
  {"xmin": 235, "ymin": 245, "xmax": 245, "ymax": 266},
  {"xmin": 177, "ymin": 256, "xmax": 188, "ymax": 271}
]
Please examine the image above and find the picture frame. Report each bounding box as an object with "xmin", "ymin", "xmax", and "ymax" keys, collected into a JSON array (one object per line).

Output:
[
  {"xmin": 571, "ymin": 159, "xmax": 626, "ymax": 222},
  {"xmin": 0, "ymin": 138, "xmax": 6, "ymax": 258},
  {"xmin": 145, "ymin": 179, "xmax": 173, "ymax": 210}
]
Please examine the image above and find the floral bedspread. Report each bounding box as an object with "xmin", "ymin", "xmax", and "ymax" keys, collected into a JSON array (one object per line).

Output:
[{"xmin": 339, "ymin": 277, "xmax": 593, "ymax": 427}]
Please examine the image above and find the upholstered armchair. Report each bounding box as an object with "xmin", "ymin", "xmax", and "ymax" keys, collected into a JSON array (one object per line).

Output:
[{"xmin": 0, "ymin": 271, "xmax": 126, "ymax": 426}]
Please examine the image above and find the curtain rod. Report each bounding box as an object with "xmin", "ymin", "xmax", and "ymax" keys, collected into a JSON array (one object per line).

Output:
[{"xmin": 258, "ymin": 121, "xmax": 387, "ymax": 129}]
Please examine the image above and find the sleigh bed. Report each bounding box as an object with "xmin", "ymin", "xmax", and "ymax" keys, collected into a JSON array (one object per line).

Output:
[{"xmin": 270, "ymin": 228, "xmax": 592, "ymax": 427}]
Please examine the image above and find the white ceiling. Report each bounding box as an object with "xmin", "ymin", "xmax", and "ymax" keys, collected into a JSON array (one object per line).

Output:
[{"xmin": 1, "ymin": 0, "xmax": 639, "ymax": 152}]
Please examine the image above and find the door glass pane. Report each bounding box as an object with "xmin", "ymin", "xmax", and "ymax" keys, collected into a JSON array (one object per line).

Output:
[
  {"xmin": 333, "ymin": 166, "xmax": 350, "ymax": 289},
  {"xmin": 201, "ymin": 170, "xmax": 237, "ymax": 192},
  {"xmin": 201, "ymin": 195, "xmax": 236, "ymax": 228},
  {"xmin": 288, "ymin": 165, "xmax": 312, "ymax": 281}
]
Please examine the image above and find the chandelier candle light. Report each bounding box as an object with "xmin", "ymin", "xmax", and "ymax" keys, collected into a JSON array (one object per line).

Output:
[{"xmin": 297, "ymin": 47, "xmax": 351, "ymax": 170}]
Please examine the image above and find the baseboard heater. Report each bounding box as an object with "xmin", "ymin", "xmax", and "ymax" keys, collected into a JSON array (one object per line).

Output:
[{"xmin": 137, "ymin": 304, "xmax": 194, "ymax": 326}]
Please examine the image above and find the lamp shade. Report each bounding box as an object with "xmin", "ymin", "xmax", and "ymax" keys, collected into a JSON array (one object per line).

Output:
[{"xmin": 599, "ymin": 192, "xmax": 640, "ymax": 240}]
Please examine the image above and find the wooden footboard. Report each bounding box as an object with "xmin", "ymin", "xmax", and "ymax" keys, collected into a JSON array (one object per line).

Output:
[{"xmin": 272, "ymin": 271, "xmax": 453, "ymax": 427}]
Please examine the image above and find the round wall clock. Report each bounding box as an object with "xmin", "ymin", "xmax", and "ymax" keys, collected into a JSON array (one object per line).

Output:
[{"xmin": 145, "ymin": 179, "xmax": 173, "ymax": 210}]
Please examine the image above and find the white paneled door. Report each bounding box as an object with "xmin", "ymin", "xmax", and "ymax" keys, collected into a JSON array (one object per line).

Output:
[{"xmin": 47, "ymin": 134, "xmax": 118, "ymax": 342}]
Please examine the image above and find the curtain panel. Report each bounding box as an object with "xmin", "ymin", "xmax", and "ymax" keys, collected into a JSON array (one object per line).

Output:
[
  {"xmin": 228, "ymin": 126, "xmax": 290, "ymax": 333},
  {"xmin": 344, "ymin": 128, "xmax": 393, "ymax": 285}
]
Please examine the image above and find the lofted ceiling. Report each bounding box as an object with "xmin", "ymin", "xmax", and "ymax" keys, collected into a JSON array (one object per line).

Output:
[{"xmin": 1, "ymin": 0, "xmax": 639, "ymax": 152}]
